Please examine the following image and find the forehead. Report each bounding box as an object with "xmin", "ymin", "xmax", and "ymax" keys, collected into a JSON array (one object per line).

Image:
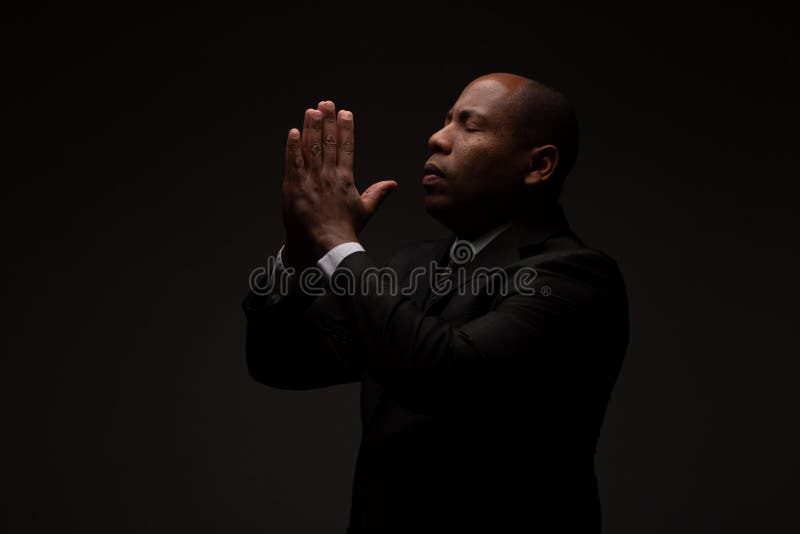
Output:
[{"xmin": 450, "ymin": 78, "xmax": 517, "ymax": 119}]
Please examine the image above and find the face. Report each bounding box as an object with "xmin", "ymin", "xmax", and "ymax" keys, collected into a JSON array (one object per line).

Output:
[{"xmin": 424, "ymin": 77, "xmax": 530, "ymax": 234}]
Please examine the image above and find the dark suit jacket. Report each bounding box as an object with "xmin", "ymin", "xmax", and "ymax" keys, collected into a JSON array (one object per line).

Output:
[{"xmin": 241, "ymin": 203, "xmax": 629, "ymax": 533}]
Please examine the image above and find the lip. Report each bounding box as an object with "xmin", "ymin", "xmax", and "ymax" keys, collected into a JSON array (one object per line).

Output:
[
  {"xmin": 423, "ymin": 174, "xmax": 445, "ymax": 186},
  {"xmin": 423, "ymin": 162, "xmax": 445, "ymax": 177},
  {"xmin": 423, "ymin": 162, "xmax": 446, "ymax": 186}
]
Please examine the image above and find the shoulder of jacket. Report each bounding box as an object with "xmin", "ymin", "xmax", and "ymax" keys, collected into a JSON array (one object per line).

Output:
[{"xmin": 517, "ymin": 244, "xmax": 626, "ymax": 291}]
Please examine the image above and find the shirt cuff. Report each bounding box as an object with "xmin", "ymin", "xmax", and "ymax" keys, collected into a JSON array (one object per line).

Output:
[{"xmin": 317, "ymin": 242, "xmax": 365, "ymax": 279}]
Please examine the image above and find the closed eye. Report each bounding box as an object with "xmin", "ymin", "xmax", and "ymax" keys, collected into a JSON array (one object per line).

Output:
[{"xmin": 444, "ymin": 108, "xmax": 487, "ymax": 133}]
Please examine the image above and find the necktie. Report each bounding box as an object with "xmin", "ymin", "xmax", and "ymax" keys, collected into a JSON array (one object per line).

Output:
[{"xmin": 423, "ymin": 254, "xmax": 460, "ymax": 309}]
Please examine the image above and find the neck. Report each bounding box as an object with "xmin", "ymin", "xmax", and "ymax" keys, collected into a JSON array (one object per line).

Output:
[
  {"xmin": 432, "ymin": 196, "xmax": 558, "ymax": 240},
  {"xmin": 452, "ymin": 214, "xmax": 511, "ymax": 241}
]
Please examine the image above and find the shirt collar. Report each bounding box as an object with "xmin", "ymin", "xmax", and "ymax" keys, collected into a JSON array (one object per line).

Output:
[{"xmin": 451, "ymin": 221, "xmax": 513, "ymax": 259}]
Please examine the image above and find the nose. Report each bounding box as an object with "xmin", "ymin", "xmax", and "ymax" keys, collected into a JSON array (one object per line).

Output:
[{"xmin": 428, "ymin": 124, "xmax": 451, "ymax": 154}]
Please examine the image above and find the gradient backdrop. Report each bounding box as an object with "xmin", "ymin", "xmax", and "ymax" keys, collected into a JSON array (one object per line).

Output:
[{"xmin": 6, "ymin": 5, "xmax": 798, "ymax": 533}]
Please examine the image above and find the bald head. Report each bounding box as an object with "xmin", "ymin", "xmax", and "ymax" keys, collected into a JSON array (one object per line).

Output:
[{"xmin": 468, "ymin": 72, "xmax": 531, "ymax": 93}]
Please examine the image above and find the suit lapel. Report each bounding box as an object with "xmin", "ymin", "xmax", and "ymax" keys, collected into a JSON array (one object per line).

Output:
[
  {"xmin": 362, "ymin": 203, "xmax": 574, "ymax": 426},
  {"xmin": 422, "ymin": 226, "xmax": 516, "ymax": 312}
]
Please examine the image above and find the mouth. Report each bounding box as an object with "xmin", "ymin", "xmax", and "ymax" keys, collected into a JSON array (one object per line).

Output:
[{"xmin": 423, "ymin": 162, "xmax": 446, "ymax": 186}]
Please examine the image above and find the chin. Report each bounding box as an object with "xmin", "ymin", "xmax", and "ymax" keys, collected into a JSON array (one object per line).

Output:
[
  {"xmin": 424, "ymin": 195, "xmax": 457, "ymax": 228},
  {"xmin": 424, "ymin": 193, "xmax": 448, "ymax": 213}
]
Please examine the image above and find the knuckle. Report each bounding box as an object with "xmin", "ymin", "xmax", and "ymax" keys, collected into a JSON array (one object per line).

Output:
[
  {"xmin": 310, "ymin": 143, "xmax": 322, "ymax": 157},
  {"xmin": 342, "ymin": 140, "xmax": 354, "ymax": 153},
  {"xmin": 337, "ymin": 171, "xmax": 353, "ymax": 187},
  {"xmin": 323, "ymin": 134, "xmax": 337, "ymax": 146},
  {"xmin": 293, "ymin": 156, "xmax": 304, "ymax": 168}
]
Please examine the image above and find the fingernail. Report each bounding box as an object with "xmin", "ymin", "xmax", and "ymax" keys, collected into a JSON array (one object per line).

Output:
[{"xmin": 342, "ymin": 111, "xmax": 352, "ymax": 120}]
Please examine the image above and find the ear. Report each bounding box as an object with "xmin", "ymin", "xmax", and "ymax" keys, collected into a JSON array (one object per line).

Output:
[{"xmin": 523, "ymin": 144, "xmax": 559, "ymax": 188}]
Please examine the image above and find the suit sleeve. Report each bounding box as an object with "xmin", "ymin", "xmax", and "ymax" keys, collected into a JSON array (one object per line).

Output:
[
  {"xmin": 329, "ymin": 250, "xmax": 628, "ymax": 415},
  {"xmin": 241, "ymin": 250, "xmax": 365, "ymax": 390}
]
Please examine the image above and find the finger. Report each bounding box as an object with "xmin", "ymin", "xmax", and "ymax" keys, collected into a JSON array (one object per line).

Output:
[
  {"xmin": 337, "ymin": 109, "xmax": 354, "ymax": 171},
  {"xmin": 361, "ymin": 180, "xmax": 399, "ymax": 215},
  {"xmin": 301, "ymin": 108, "xmax": 313, "ymax": 161},
  {"xmin": 307, "ymin": 109, "xmax": 323, "ymax": 170},
  {"xmin": 319, "ymin": 100, "xmax": 337, "ymax": 167},
  {"xmin": 284, "ymin": 128, "xmax": 304, "ymax": 181}
]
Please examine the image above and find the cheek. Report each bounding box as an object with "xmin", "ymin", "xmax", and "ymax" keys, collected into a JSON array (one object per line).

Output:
[
  {"xmin": 457, "ymin": 140, "xmax": 520, "ymax": 185},
  {"xmin": 455, "ymin": 140, "xmax": 497, "ymax": 173}
]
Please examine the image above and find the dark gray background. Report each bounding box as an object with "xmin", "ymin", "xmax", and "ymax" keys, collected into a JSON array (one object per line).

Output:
[{"xmin": 6, "ymin": 5, "xmax": 798, "ymax": 533}]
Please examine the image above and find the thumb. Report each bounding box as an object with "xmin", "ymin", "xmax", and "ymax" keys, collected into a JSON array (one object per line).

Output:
[{"xmin": 361, "ymin": 180, "xmax": 398, "ymax": 215}]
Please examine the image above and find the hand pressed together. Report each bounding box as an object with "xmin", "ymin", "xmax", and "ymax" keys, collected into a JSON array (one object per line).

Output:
[{"xmin": 281, "ymin": 100, "xmax": 398, "ymax": 269}]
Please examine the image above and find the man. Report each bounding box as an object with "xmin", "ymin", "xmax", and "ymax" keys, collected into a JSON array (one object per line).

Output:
[{"xmin": 242, "ymin": 73, "xmax": 629, "ymax": 532}]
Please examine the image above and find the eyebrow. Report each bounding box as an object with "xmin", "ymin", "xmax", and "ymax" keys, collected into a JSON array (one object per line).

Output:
[{"xmin": 445, "ymin": 107, "xmax": 489, "ymax": 124}]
